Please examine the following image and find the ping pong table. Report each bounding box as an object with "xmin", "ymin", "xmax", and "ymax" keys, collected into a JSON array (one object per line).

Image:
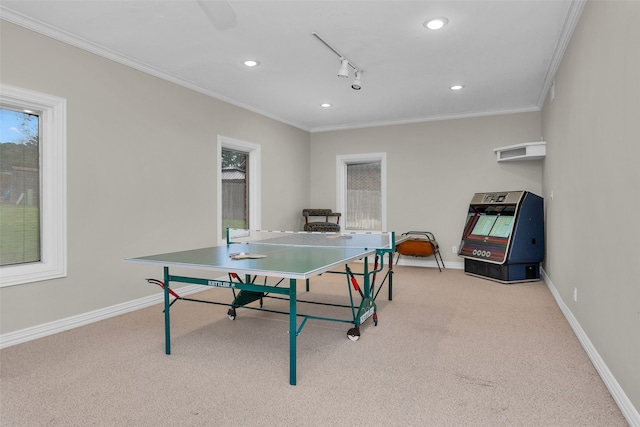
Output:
[{"xmin": 126, "ymin": 230, "xmax": 403, "ymax": 385}]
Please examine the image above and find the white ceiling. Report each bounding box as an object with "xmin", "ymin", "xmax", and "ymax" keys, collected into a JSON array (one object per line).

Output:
[{"xmin": 0, "ymin": 1, "xmax": 584, "ymax": 132}]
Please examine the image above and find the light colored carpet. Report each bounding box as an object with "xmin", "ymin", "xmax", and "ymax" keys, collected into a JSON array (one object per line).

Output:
[{"xmin": 0, "ymin": 267, "xmax": 627, "ymax": 426}]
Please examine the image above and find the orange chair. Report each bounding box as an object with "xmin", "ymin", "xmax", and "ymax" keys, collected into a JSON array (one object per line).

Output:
[{"xmin": 396, "ymin": 231, "xmax": 444, "ymax": 271}]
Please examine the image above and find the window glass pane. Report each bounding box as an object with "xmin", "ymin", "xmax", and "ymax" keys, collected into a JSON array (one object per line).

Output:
[
  {"xmin": 346, "ymin": 161, "xmax": 381, "ymax": 230},
  {"xmin": 0, "ymin": 108, "xmax": 41, "ymax": 266},
  {"xmin": 221, "ymin": 148, "xmax": 248, "ymax": 235}
]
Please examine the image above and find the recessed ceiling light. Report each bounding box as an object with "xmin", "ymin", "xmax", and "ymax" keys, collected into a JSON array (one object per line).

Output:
[
  {"xmin": 243, "ymin": 60, "xmax": 259, "ymax": 67},
  {"xmin": 321, "ymin": 103, "xmax": 332, "ymax": 108},
  {"xmin": 450, "ymin": 84, "xmax": 464, "ymax": 91},
  {"xmin": 424, "ymin": 17, "xmax": 449, "ymax": 30}
]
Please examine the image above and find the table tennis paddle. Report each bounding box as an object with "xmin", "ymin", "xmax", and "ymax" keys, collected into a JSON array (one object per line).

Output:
[{"xmin": 229, "ymin": 252, "xmax": 267, "ymax": 260}]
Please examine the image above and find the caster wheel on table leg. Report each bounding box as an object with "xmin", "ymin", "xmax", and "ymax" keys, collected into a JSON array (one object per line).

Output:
[{"xmin": 347, "ymin": 327, "xmax": 360, "ymax": 341}]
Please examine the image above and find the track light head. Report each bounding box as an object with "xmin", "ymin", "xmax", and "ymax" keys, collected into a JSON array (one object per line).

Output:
[
  {"xmin": 351, "ymin": 71, "xmax": 362, "ymax": 90},
  {"xmin": 338, "ymin": 59, "xmax": 349, "ymax": 78}
]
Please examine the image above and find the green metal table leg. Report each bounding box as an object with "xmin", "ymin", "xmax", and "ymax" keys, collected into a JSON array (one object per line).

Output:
[
  {"xmin": 388, "ymin": 252, "xmax": 394, "ymax": 301},
  {"xmin": 363, "ymin": 256, "xmax": 370, "ymax": 297},
  {"xmin": 289, "ymin": 278, "xmax": 297, "ymax": 385},
  {"xmin": 164, "ymin": 266, "xmax": 171, "ymax": 355}
]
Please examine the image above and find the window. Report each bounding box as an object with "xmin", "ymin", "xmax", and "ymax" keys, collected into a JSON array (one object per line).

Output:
[
  {"xmin": 0, "ymin": 84, "xmax": 67, "ymax": 287},
  {"xmin": 0, "ymin": 108, "xmax": 40, "ymax": 266},
  {"xmin": 221, "ymin": 148, "xmax": 248, "ymax": 234},
  {"xmin": 217, "ymin": 136, "xmax": 260, "ymax": 243},
  {"xmin": 336, "ymin": 153, "xmax": 387, "ymax": 231}
]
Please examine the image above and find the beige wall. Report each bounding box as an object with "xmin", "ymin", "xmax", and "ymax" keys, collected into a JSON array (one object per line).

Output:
[
  {"xmin": 541, "ymin": 1, "xmax": 640, "ymax": 411},
  {"xmin": 0, "ymin": 22, "xmax": 310, "ymax": 332},
  {"xmin": 310, "ymin": 112, "xmax": 543, "ymax": 263}
]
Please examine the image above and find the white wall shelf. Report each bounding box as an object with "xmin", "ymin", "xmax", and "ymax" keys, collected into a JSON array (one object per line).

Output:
[{"xmin": 494, "ymin": 141, "xmax": 546, "ymax": 162}]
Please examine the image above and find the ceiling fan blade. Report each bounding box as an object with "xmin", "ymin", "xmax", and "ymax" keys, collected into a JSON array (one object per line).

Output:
[{"xmin": 197, "ymin": 0, "xmax": 237, "ymax": 31}]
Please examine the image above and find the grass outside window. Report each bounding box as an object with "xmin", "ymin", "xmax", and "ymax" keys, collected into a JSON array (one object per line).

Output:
[{"xmin": 0, "ymin": 204, "xmax": 40, "ymax": 266}]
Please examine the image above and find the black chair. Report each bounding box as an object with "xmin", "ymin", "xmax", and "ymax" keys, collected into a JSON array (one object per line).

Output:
[{"xmin": 302, "ymin": 209, "xmax": 341, "ymax": 232}]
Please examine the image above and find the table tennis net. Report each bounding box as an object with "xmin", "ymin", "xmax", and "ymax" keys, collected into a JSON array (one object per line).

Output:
[{"xmin": 227, "ymin": 229, "xmax": 395, "ymax": 250}]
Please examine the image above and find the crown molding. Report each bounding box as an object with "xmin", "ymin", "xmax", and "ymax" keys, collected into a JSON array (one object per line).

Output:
[
  {"xmin": 0, "ymin": 9, "xmax": 310, "ymax": 132},
  {"xmin": 535, "ymin": 0, "xmax": 587, "ymax": 108}
]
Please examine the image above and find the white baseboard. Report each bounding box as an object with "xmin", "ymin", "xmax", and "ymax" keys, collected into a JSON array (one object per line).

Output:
[
  {"xmin": 395, "ymin": 257, "xmax": 464, "ymax": 270},
  {"xmin": 0, "ymin": 284, "xmax": 205, "ymax": 349},
  {"xmin": 541, "ymin": 268, "xmax": 640, "ymax": 427}
]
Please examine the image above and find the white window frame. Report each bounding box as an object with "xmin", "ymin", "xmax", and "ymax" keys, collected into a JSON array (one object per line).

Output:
[
  {"xmin": 336, "ymin": 152, "xmax": 387, "ymax": 232},
  {"xmin": 0, "ymin": 84, "xmax": 67, "ymax": 287},
  {"xmin": 216, "ymin": 135, "xmax": 261, "ymax": 244}
]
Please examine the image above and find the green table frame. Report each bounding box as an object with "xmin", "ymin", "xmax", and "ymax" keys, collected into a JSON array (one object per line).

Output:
[{"xmin": 129, "ymin": 233, "xmax": 400, "ymax": 385}]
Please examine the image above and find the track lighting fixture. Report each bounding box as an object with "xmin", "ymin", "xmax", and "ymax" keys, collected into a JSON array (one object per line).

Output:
[
  {"xmin": 338, "ymin": 59, "xmax": 349, "ymax": 78},
  {"xmin": 351, "ymin": 71, "xmax": 362, "ymax": 90},
  {"xmin": 313, "ymin": 32, "xmax": 364, "ymax": 91}
]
